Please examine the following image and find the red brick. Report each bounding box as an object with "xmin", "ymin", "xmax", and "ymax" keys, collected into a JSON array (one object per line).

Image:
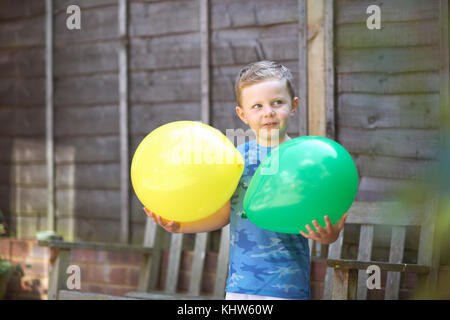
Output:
[
  {"xmin": 204, "ymin": 252, "xmax": 218, "ymax": 272},
  {"xmin": 0, "ymin": 239, "xmax": 11, "ymax": 256},
  {"xmin": 105, "ymin": 285, "xmax": 135, "ymax": 297},
  {"xmin": 82, "ymin": 283, "xmax": 106, "ymax": 294},
  {"xmin": 109, "ymin": 266, "xmax": 128, "ymax": 285},
  {"xmin": 310, "ymin": 281, "xmax": 324, "ymax": 300},
  {"xmin": 180, "ymin": 250, "xmax": 193, "ymax": 270},
  {"xmin": 71, "ymin": 249, "xmax": 107, "ymax": 263},
  {"xmin": 128, "ymin": 267, "xmax": 140, "ymax": 287},
  {"xmin": 106, "ymin": 251, "xmax": 143, "ymax": 265},
  {"xmin": 29, "ymin": 243, "xmax": 50, "ymax": 259},
  {"xmin": 200, "ymin": 271, "xmax": 215, "ymax": 294},
  {"xmin": 11, "ymin": 240, "xmax": 30, "ymax": 257},
  {"xmin": 310, "ymin": 258, "xmax": 327, "ymax": 281}
]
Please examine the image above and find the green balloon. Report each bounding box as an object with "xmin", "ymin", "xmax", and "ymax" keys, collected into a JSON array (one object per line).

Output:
[{"xmin": 244, "ymin": 136, "xmax": 359, "ymax": 234}]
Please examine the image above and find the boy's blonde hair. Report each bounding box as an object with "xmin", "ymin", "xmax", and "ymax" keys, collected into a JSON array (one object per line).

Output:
[{"xmin": 234, "ymin": 60, "xmax": 296, "ymax": 107}]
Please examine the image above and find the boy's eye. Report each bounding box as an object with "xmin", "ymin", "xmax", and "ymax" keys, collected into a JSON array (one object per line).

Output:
[
  {"xmin": 252, "ymin": 104, "xmax": 262, "ymax": 109},
  {"xmin": 273, "ymin": 100, "xmax": 283, "ymax": 106}
]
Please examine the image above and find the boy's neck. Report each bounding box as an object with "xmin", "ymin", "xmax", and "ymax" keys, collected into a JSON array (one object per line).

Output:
[{"xmin": 256, "ymin": 134, "xmax": 291, "ymax": 147}]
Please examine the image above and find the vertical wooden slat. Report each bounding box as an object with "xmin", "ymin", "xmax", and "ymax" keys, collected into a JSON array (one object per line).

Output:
[
  {"xmin": 324, "ymin": 0, "xmax": 335, "ymax": 140},
  {"xmin": 323, "ymin": 227, "xmax": 344, "ymax": 299},
  {"xmin": 332, "ymin": 268, "xmax": 349, "ymax": 300},
  {"xmin": 48, "ymin": 249, "xmax": 70, "ymax": 300},
  {"xmin": 200, "ymin": 0, "xmax": 211, "ymax": 124},
  {"xmin": 189, "ymin": 233, "xmax": 208, "ymax": 296},
  {"xmin": 119, "ymin": 0, "xmax": 130, "ymax": 244},
  {"xmin": 165, "ymin": 233, "xmax": 183, "ymax": 294},
  {"xmin": 417, "ymin": 196, "xmax": 440, "ymax": 294},
  {"xmin": 214, "ymin": 224, "xmax": 230, "ymax": 298},
  {"xmin": 385, "ymin": 226, "xmax": 406, "ymax": 300},
  {"xmin": 356, "ymin": 225, "xmax": 374, "ymax": 299},
  {"xmin": 142, "ymin": 225, "xmax": 165, "ymax": 292},
  {"xmin": 45, "ymin": 0, "xmax": 55, "ymax": 232},
  {"xmin": 298, "ymin": 0, "xmax": 308, "ymax": 136}
]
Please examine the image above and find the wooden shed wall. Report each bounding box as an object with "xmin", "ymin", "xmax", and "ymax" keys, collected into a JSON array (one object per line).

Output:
[
  {"xmin": 0, "ymin": 0, "xmax": 445, "ymax": 251},
  {"xmin": 0, "ymin": 0, "xmax": 302, "ymax": 244},
  {"xmin": 334, "ymin": 0, "xmax": 442, "ymax": 263}
]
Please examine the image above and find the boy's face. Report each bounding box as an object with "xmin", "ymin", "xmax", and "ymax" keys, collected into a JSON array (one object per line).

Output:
[{"xmin": 235, "ymin": 79, "xmax": 299, "ymax": 146}]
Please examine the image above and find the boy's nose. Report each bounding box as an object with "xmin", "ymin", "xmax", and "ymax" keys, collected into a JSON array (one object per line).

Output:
[{"xmin": 262, "ymin": 105, "xmax": 275, "ymax": 116}]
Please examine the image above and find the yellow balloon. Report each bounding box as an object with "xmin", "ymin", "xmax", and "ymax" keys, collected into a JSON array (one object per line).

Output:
[{"xmin": 131, "ymin": 121, "xmax": 244, "ymax": 222}]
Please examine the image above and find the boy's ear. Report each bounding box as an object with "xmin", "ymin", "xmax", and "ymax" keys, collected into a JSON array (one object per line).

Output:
[
  {"xmin": 291, "ymin": 97, "xmax": 299, "ymax": 114},
  {"xmin": 235, "ymin": 105, "xmax": 248, "ymax": 124}
]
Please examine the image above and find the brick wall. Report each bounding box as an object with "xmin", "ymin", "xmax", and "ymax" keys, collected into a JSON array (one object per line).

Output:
[{"xmin": 1, "ymin": 238, "xmax": 449, "ymax": 300}]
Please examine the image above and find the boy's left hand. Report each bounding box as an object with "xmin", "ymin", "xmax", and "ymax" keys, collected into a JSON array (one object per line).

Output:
[{"xmin": 299, "ymin": 213, "xmax": 348, "ymax": 245}]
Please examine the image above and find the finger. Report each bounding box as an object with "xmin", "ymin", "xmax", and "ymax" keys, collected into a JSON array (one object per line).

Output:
[
  {"xmin": 324, "ymin": 216, "xmax": 333, "ymax": 232},
  {"xmin": 299, "ymin": 231, "xmax": 310, "ymax": 239},
  {"xmin": 305, "ymin": 224, "xmax": 320, "ymax": 239},
  {"xmin": 338, "ymin": 213, "xmax": 348, "ymax": 230},
  {"xmin": 312, "ymin": 220, "xmax": 324, "ymax": 233}
]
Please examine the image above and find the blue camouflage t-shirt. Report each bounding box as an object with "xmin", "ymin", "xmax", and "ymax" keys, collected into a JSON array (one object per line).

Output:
[{"xmin": 225, "ymin": 140, "xmax": 311, "ymax": 299}]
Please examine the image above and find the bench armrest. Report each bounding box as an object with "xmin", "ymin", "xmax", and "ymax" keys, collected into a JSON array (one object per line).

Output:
[
  {"xmin": 326, "ymin": 259, "xmax": 430, "ymax": 274},
  {"xmin": 38, "ymin": 240, "xmax": 153, "ymax": 254}
]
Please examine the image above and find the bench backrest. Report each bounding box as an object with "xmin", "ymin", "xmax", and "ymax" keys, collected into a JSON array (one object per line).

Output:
[
  {"xmin": 323, "ymin": 199, "xmax": 439, "ymax": 300},
  {"xmin": 138, "ymin": 220, "xmax": 230, "ymax": 298}
]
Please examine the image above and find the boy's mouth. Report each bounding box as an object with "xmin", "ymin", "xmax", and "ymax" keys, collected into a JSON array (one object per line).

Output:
[{"xmin": 262, "ymin": 122, "xmax": 278, "ymax": 128}]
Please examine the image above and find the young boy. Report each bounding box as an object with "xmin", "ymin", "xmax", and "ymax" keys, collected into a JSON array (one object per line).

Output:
[{"xmin": 144, "ymin": 60, "xmax": 347, "ymax": 300}]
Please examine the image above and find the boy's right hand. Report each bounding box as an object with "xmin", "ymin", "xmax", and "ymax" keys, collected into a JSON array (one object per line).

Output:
[{"xmin": 143, "ymin": 207, "xmax": 181, "ymax": 233}]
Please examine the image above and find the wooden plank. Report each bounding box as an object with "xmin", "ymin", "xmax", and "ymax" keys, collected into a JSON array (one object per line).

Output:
[
  {"xmin": 38, "ymin": 239, "xmax": 152, "ymax": 253},
  {"xmin": 0, "ymin": 137, "xmax": 45, "ymax": 162},
  {"xmin": 440, "ymin": 0, "xmax": 450, "ymax": 148},
  {"xmin": 200, "ymin": 0, "xmax": 211, "ymax": 125},
  {"xmin": 0, "ymin": 107, "xmax": 45, "ymax": 137},
  {"xmin": 165, "ymin": 233, "xmax": 183, "ymax": 294},
  {"xmin": 337, "ymin": 47, "xmax": 439, "ymax": 73},
  {"xmin": 211, "ymin": 0, "xmax": 298, "ymax": 30},
  {"xmin": 143, "ymin": 225, "xmax": 165, "ymax": 292},
  {"xmin": 130, "ymin": 103, "xmax": 201, "ymax": 136},
  {"xmin": 211, "ymin": 25, "xmax": 298, "ymax": 65},
  {"xmin": 323, "ymin": 227, "xmax": 344, "ymax": 299},
  {"xmin": 129, "ymin": 0, "xmax": 199, "ymax": 37},
  {"xmin": 351, "ymin": 154, "xmax": 433, "ymax": 181},
  {"xmin": 130, "ymin": 69, "xmax": 200, "ymax": 104},
  {"xmin": 0, "ymin": 16, "xmax": 45, "ymax": 48},
  {"xmin": 385, "ymin": 226, "xmax": 406, "ymax": 300},
  {"xmin": 54, "ymin": 5, "xmax": 118, "ymax": 46},
  {"xmin": 337, "ymin": 72, "xmax": 439, "ymax": 95},
  {"xmin": 189, "ymin": 233, "xmax": 208, "ymax": 296},
  {"xmin": 324, "ymin": 0, "xmax": 335, "ymax": 139},
  {"xmin": 55, "ymin": 136, "xmax": 119, "ymax": 163},
  {"xmin": 327, "ymin": 259, "xmax": 430, "ymax": 274},
  {"xmin": 298, "ymin": 0, "xmax": 308, "ymax": 136},
  {"xmin": 336, "ymin": 20, "xmax": 440, "ymax": 48},
  {"xmin": 54, "ymin": 42, "xmax": 120, "ymax": 76},
  {"xmin": 0, "ymin": 47, "xmax": 45, "ymax": 78},
  {"xmin": 338, "ymin": 93, "xmax": 439, "ymax": 130},
  {"xmin": 58, "ymin": 290, "xmax": 136, "ymax": 300},
  {"xmin": 214, "ymin": 224, "xmax": 229, "ymax": 297},
  {"xmin": 338, "ymin": 127, "xmax": 440, "ymax": 160},
  {"xmin": 336, "ymin": 0, "xmax": 439, "ymax": 24},
  {"xmin": 54, "ymin": 106, "xmax": 119, "ymax": 137},
  {"xmin": 307, "ymin": 0, "xmax": 325, "ymax": 137},
  {"xmin": 54, "ymin": 74, "xmax": 119, "ymax": 106},
  {"xmin": 356, "ymin": 225, "xmax": 374, "ymax": 299},
  {"xmin": 332, "ymin": 268, "xmax": 349, "ymax": 300},
  {"xmin": 48, "ymin": 248, "xmax": 70, "ymax": 300},
  {"xmin": 345, "ymin": 201, "xmax": 423, "ymax": 226},
  {"xmin": 119, "ymin": 0, "xmax": 130, "ymax": 244},
  {"xmin": 0, "ymin": 77, "xmax": 45, "ymax": 106},
  {"xmin": 125, "ymin": 291, "xmax": 218, "ymax": 300},
  {"xmin": 0, "ymin": 0, "xmax": 45, "ymax": 21}
]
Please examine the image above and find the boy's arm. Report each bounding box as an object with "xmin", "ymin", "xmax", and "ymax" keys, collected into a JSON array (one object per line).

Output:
[{"xmin": 144, "ymin": 200, "xmax": 230, "ymax": 234}]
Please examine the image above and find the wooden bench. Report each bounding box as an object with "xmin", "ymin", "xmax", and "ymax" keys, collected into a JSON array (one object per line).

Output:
[
  {"xmin": 323, "ymin": 199, "xmax": 440, "ymax": 300},
  {"xmin": 38, "ymin": 219, "xmax": 230, "ymax": 300}
]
